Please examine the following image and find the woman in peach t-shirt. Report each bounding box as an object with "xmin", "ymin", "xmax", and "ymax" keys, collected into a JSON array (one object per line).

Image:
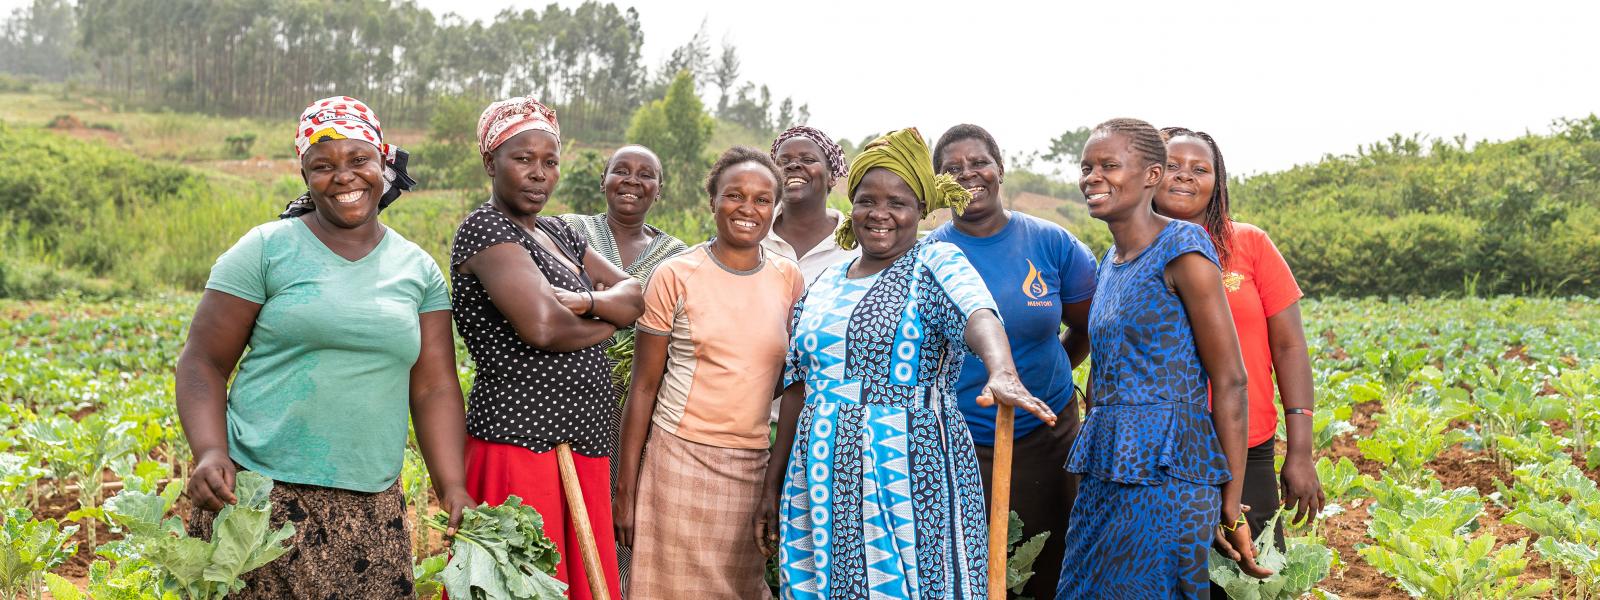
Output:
[
  {"xmin": 1154, "ymin": 128, "xmax": 1324, "ymax": 551},
  {"xmin": 613, "ymin": 147, "xmax": 804, "ymax": 599}
]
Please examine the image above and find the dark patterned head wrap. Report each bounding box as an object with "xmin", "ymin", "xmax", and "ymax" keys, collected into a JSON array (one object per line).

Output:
[
  {"xmin": 770, "ymin": 125, "xmax": 848, "ymax": 180},
  {"xmin": 836, "ymin": 128, "xmax": 971, "ymax": 250},
  {"xmin": 281, "ymin": 95, "xmax": 415, "ymax": 218}
]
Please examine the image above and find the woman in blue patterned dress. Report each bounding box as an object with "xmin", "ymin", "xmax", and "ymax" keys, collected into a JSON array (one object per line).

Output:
[
  {"xmin": 1055, "ymin": 118, "xmax": 1263, "ymax": 599},
  {"xmin": 754, "ymin": 128, "xmax": 1056, "ymax": 599}
]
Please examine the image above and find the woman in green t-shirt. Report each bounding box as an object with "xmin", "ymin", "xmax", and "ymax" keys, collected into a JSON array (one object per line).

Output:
[{"xmin": 176, "ymin": 96, "xmax": 472, "ymax": 599}]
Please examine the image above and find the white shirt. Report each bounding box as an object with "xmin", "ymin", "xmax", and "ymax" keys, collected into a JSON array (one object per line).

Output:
[{"xmin": 759, "ymin": 206, "xmax": 861, "ymax": 288}]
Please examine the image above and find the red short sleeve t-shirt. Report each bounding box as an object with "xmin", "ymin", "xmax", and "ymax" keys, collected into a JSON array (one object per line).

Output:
[{"xmin": 1222, "ymin": 222, "xmax": 1304, "ymax": 447}]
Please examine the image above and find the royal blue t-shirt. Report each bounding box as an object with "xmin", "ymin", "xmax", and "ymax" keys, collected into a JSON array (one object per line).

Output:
[{"xmin": 927, "ymin": 212, "xmax": 1098, "ymax": 445}]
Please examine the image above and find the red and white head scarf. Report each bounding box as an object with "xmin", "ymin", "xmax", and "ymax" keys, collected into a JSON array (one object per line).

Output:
[
  {"xmin": 294, "ymin": 96, "xmax": 396, "ymax": 161},
  {"xmin": 282, "ymin": 96, "xmax": 414, "ymax": 219},
  {"xmin": 477, "ymin": 96, "xmax": 560, "ymax": 155}
]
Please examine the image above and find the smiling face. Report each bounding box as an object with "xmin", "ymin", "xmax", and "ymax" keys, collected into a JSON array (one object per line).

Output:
[
  {"xmin": 850, "ymin": 168, "xmax": 923, "ymax": 262},
  {"xmin": 937, "ymin": 138, "xmax": 1004, "ymax": 224},
  {"xmin": 711, "ymin": 162, "xmax": 780, "ymax": 249},
  {"xmin": 300, "ymin": 138, "xmax": 384, "ymax": 228},
  {"xmin": 1079, "ymin": 131, "xmax": 1164, "ymax": 221},
  {"xmin": 484, "ymin": 129, "xmax": 560, "ymax": 216},
  {"xmin": 774, "ymin": 137, "xmax": 833, "ymax": 203},
  {"xmin": 604, "ymin": 146, "xmax": 661, "ymax": 219},
  {"xmin": 1153, "ymin": 135, "xmax": 1217, "ymax": 222}
]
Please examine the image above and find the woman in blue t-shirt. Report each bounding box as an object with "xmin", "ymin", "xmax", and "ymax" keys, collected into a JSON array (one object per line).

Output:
[
  {"xmin": 176, "ymin": 96, "xmax": 472, "ymax": 599},
  {"xmin": 926, "ymin": 123, "xmax": 1096, "ymax": 600}
]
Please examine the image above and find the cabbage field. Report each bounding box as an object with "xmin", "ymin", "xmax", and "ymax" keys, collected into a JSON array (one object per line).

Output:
[{"xmin": 2, "ymin": 294, "xmax": 1597, "ymax": 599}]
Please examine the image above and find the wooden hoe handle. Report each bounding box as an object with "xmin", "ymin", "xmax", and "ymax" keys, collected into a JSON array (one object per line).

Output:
[
  {"xmin": 986, "ymin": 406, "xmax": 1016, "ymax": 600},
  {"xmin": 556, "ymin": 442, "xmax": 612, "ymax": 600}
]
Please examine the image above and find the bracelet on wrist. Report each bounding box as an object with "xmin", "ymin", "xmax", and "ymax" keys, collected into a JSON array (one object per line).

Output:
[
  {"xmin": 580, "ymin": 289, "xmax": 596, "ymax": 318},
  {"xmin": 1221, "ymin": 510, "xmax": 1248, "ymax": 532},
  {"xmin": 1284, "ymin": 407, "xmax": 1313, "ymax": 418}
]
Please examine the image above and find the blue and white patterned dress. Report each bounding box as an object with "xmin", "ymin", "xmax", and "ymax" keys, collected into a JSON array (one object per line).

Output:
[
  {"xmin": 1056, "ymin": 221, "xmax": 1233, "ymax": 600},
  {"xmin": 779, "ymin": 240, "xmax": 998, "ymax": 600}
]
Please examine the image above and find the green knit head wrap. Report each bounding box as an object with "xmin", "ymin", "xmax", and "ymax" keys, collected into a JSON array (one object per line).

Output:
[{"xmin": 836, "ymin": 127, "xmax": 972, "ymax": 250}]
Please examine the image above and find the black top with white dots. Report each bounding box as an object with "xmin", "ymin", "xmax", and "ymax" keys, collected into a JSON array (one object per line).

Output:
[{"xmin": 450, "ymin": 204, "xmax": 613, "ymax": 457}]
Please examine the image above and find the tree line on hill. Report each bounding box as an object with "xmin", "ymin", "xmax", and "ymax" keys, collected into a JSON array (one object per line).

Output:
[
  {"xmin": 0, "ymin": 0, "xmax": 806, "ymax": 144},
  {"xmin": 1, "ymin": 1, "xmax": 1595, "ymax": 298}
]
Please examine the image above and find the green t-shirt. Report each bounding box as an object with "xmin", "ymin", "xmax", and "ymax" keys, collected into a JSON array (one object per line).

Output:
[{"xmin": 205, "ymin": 218, "xmax": 451, "ymax": 492}]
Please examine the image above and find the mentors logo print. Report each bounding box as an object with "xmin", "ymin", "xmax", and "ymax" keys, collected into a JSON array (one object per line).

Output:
[{"xmin": 1023, "ymin": 259, "xmax": 1049, "ymax": 300}]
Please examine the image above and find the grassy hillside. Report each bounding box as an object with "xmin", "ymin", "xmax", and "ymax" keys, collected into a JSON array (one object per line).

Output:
[
  {"xmin": 1229, "ymin": 122, "xmax": 1600, "ymax": 296},
  {"xmin": 3, "ymin": 88, "xmax": 1596, "ymax": 298}
]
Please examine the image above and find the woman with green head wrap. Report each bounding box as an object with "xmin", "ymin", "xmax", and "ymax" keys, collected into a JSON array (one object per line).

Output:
[{"xmin": 755, "ymin": 128, "xmax": 1055, "ymax": 598}]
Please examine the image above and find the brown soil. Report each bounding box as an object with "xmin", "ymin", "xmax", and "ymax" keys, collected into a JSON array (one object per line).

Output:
[
  {"xmin": 1349, "ymin": 400, "xmax": 1384, "ymax": 440},
  {"xmin": 33, "ymin": 488, "xmax": 113, "ymax": 579},
  {"xmin": 1322, "ymin": 401, "xmax": 1387, "ymax": 479},
  {"xmin": 1316, "ymin": 397, "xmax": 1404, "ymax": 598},
  {"xmin": 1428, "ymin": 445, "xmax": 1510, "ymax": 495},
  {"xmin": 43, "ymin": 112, "xmax": 123, "ymax": 144},
  {"xmin": 46, "ymin": 114, "xmax": 83, "ymax": 129},
  {"xmin": 1503, "ymin": 344, "xmax": 1534, "ymax": 365},
  {"xmin": 1316, "ymin": 500, "xmax": 1404, "ymax": 599}
]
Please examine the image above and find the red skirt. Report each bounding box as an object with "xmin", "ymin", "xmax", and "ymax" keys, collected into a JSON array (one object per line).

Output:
[{"xmin": 464, "ymin": 436, "xmax": 621, "ymax": 600}]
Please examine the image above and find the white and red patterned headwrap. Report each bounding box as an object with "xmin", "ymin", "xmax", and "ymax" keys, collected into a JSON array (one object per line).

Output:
[
  {"xmin": 295, "ymin": 96, "xmax": 394, "ymax": 161},
  {"xmin": 282, "ymin": 95, "xmax": 414, "ymax": 218},
  {"xmin": 477, "ymin": 96, "xmax": 560, "ymax": 155}
]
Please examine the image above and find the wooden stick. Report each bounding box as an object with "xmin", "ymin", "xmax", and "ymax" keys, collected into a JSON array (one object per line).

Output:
[
  {"xmin": 986, "ymin": 405, "xmax": 1016, "ymax": 600},
  {"xmin": 556, "ymin": 442, "xmax": 612, "ymax": 600}
]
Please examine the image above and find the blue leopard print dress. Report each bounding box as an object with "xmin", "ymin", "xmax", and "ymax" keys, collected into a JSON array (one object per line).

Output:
[
  {"xmin": 779, "ymin": 239, "xmax": 996, "ymax": 599},
  {"xmin": 1056, "ymin": 221, "xmax": 1232, "ymax": 600}
]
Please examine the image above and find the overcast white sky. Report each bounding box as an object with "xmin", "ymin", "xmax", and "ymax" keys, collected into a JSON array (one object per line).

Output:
[
  {"xmin": 409, "ymin": 0, "xmax": 1597, "ymax": 175},
  {"xmin": 11, "ymin": 0, "xmax": 1596, "ymax": 175}
]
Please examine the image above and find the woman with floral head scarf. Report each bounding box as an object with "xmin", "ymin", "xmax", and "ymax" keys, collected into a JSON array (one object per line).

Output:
[
  {"xmin": 449, "ymin": 96, "xmax": 644, "ymax": 599},
  {"xmin": 176, "ymin": 96, "xmax": 471, "ymax": 599},
  {"xmin": 754, "ymin": 128, "xmax": 1054, "ymax": 598}
]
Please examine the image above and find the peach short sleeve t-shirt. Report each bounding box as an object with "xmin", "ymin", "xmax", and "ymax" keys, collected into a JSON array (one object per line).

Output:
[
  {"xmin": 1222, "ymin": 222, "xmax": 1305, "ymax": 447},
  {"xmin": 635, "ymin": 244, "xmax": 806, "ymax": 449}
]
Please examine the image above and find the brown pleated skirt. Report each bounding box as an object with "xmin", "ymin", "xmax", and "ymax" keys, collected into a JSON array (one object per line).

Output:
[{"xmin": 629, "ymin": 424, "xmax": 772, "ymax": 600}]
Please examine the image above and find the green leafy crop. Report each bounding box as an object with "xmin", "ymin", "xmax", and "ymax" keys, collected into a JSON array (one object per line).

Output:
[
  {"xmin": 0, "ymin": 508, "xmax": 79, "ymax": 600},
  {"xmin": 1208, "ymin": 510, "xmax": 1338, "ymax": 600},
  {"xmin": 102, "ymin": 471, "xmax": 294, "ymax": 600},
  {"xmin": 1004, "ymin": 511, "xmax": 1049, "ymax": 597},
  {"xmin": 420, "ymin": 495, "xmax": 566, "ymax": 600}
]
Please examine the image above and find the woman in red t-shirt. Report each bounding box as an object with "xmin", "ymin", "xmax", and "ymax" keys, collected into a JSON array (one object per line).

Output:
[{"xmin": 1153, "ymin": 128, "xmax": 1324, "ymax": 548}]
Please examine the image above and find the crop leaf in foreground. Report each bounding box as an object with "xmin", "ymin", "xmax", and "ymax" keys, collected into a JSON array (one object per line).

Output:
[{"xmin": 424, "ymin": 495, "xmax": 566, "ymax": 600}]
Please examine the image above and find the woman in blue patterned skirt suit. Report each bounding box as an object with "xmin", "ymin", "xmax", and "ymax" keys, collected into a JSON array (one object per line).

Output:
[
  {"xmin": 1056, "ymin": 118, "xmax": 1263, "ymax": 599},
  {"xmin": 754, "ymin": 128, "xmax": 1057, "ymax": 599}
]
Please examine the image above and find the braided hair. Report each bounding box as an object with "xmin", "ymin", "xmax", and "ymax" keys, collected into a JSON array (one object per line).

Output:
[
  {"xmin": 1159, "ymin": 127, "xmax": 1233, "ymax": 269},
  {"xmin": 1091, "ymin": 118, "xmax": 1167, "ymax": 169}
]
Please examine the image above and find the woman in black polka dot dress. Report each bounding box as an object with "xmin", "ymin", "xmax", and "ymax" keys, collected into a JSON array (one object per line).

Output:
[{"xmin": 450, "ymin": 96, "xmax": 643, "ymax": 599}]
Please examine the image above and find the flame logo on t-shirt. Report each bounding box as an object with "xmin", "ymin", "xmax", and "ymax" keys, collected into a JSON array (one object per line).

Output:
[
  {"xmin": 1023, "ymin": 259, "xmax": 1049, "ymax": 300},
  {"xmin": 1223, "ymin": 271, "xmax": 1244, "ymax": 292}
]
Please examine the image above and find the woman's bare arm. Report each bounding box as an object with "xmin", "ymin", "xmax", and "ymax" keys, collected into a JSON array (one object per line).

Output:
[{"xmin": 461, "ymin": 244, "xmax": 616, "ymax": 351}]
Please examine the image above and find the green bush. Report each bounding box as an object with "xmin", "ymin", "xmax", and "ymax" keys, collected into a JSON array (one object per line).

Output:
[
  {"xmin": 1233, "ymin": 116, "xmax": 1600, "ymax": 296},
  {"xmin": 223, "ymin": 132, "xmax": 256, "ymax": 159},
  {"xmin": 0, "ymin": 123, "xmax": 282, "ymax": 294}
]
